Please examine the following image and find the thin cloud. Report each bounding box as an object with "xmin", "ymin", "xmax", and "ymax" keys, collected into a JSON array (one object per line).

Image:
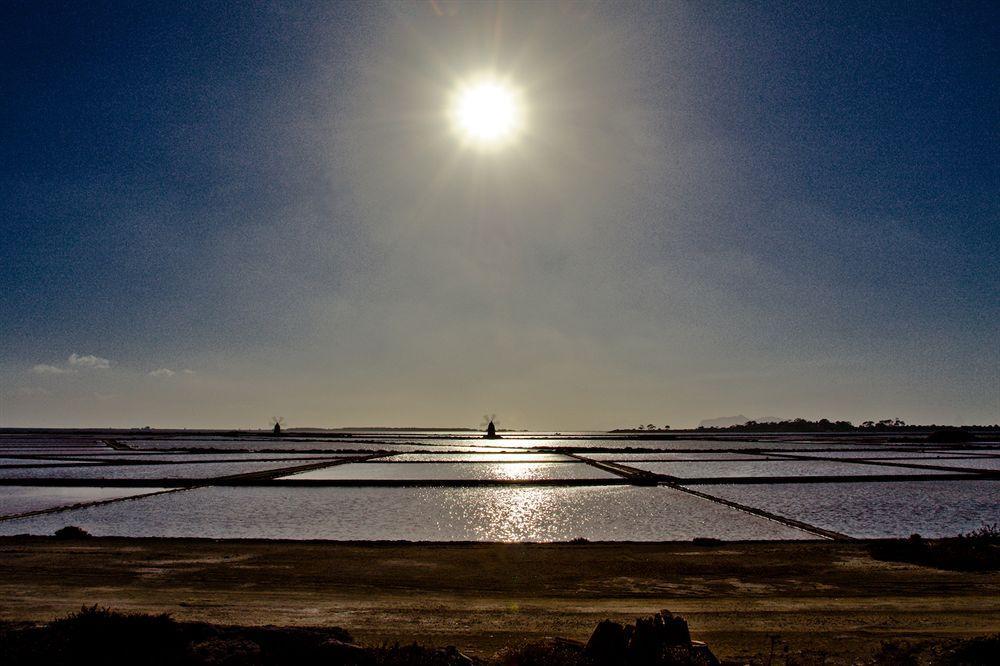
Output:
[
  {"xmin": 68, "ymin": 353, "xmax": 110, "ymax": 369},
  {"xmin": 15, "ymin": 387, "xmax": 52, "ymax": 397},
  {"xmin": 148, "ymin": 368, "xmax": 176, "ymax": 378},
  {"xmin": 31, "ymin": 364, "xmax": 74, "ymax": 375},
  {"xmin": 182, "ymin": 369, "xmax": 196, "ymax": 375}
]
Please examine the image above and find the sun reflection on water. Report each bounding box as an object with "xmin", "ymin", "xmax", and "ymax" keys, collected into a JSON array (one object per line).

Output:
[{"xmin": 439, "ymin": 486, "xmax": 557, "ymax": 542}]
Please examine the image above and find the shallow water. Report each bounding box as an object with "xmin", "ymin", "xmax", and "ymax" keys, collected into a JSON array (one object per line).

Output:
[
  {"xmin": 388, "ymin": 452, "xmax": 573, "ymax": 463},
  {"xmin": 0, "ymin": 460, "xmax": 320, "ymax": 480},
  {"xmin": 40, "ymin": 452, "xmax": 361, "ymax": 463},
  {"xmin": 0, "ymin": 485, "xmax": 811, "ymax": 541},
  {"xmin": 626, "ymin": 460, "xmax": 967, "ymax": 478},
  {"xmin": 789, "ymin": 450, "xmax": 990, "ymax": 460},
  {"xmin": 0, "ymin": 438, "xmax": 993, "ymax": 541},
  {"xmin": 281, "ymin": 461, "xmax": 618, "ymax": 481},
  {"xmin": 918, "ymin": 457, "xmax": 1000, "ymax": 471},
  {"xmin": 0, "ymin": 486, "xmax": 171, "ymax": 518},
  {"xmin": 698, "ymin": 480, "xmax": 1000, "ymax": 538},
  {"xmin": 583, "ymin": 452, "xmax": 774, "ymax": 462},
  {"xmin": 117, "ymin": 436, "xmax": 880, "ymax": 452},
  {"xmin": 0, "ymin": 458, "xmax": 104, "ymax": 466}
]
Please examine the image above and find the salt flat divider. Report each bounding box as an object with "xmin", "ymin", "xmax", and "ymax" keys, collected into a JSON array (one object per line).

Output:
[
  {"xmin": 662, "ymin": 483, "xmax": 852, "ymax": 541},
  {"xmin": 761, "ymin": 451, "xmax": 1000, "ymax": 476},
  {"xmin": 568, "ymin": 452, "xmax": 850, "ymax": 540},
  {"xmin": 0, "ymin": 488, "xmax": 187, "ymax": 522},
  {"xmin": 0, "ymin": 453, "xmax": 396, "ymax": 521},
  {"xmin": 562, "ymin": 453, "xmax": 659, "ymax": 484},
  {"xmin": 0, "ymin": 453, "xmax": 395, "ymax": 489}
]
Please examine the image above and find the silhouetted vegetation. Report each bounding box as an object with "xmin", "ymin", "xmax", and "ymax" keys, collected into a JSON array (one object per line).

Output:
[
  {"xmin": 868, "ymin": 634, "xmax": 1000, "ymax": 665},
  {"xmin": 868, "ymin": 525, "xmax": 1000, "ymax": 572},
  {"xmin": 0, "ymin": 606, "xmax": 479, "ymax": 666},
  {"xmin": 0, "ymin": 608, "xmax": 731, "ymax": 666},
  {"xmin": 53, "ymin": 526, "xmax": 91, "ymax": 540},
  {"xmin": 2, "ymin": 606, "xmax": 996, "ymax": 665},
  {"xmin": 927, "ymin": 429, "xmax": 975, "ymax": 443},
  {"xmin": 694, "ymin": 417, "xmax": 997, "ymax": 434},
  {"xmin": 697, "ymin": 418, "xmax": 856, "ymax": 432}
]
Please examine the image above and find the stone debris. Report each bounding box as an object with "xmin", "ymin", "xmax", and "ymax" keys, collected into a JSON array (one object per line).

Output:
[{"xmin": 584, "ymin": 610, "xmax": 719, "ymax": 666}]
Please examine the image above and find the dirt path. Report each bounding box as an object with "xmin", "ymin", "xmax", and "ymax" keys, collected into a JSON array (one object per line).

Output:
[{"xmin": 1, "ymin": 538, "xmax": 997, "ymax": 661}]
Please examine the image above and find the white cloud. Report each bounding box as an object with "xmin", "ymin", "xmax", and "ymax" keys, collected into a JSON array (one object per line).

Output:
[
  {"xmin": 15, "ymin": 386, "xmax": 52, "ymax": 397},
  {"xmin": 182, "ymin": 369, "xmax": 196, "ymax": 375},
  {"xmin": 31, "ymin": 364, "xmax": 74, "ymax": 375},
  {"xmin": 148, "ymin": 368, "xmax": 176, "ymax": 378},
  {"xmin": 68, "ymin": 353, "xmax": 110, "ymax": 369}
]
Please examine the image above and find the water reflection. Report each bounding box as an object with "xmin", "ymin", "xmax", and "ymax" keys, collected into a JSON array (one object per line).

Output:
[
  {"xmin": 445, "ymin": 487, "xmax": 553, "ymax": 541},
  {"xmin": 0, "ymin": 486, "xmax": 814, "ymax": 540}
]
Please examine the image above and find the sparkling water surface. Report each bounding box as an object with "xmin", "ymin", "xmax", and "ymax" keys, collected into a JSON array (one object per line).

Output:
[
  {"xmin": 0, "ymin": 485, "xmax": 811, "ymax": 541},
  {"xmin": 281, "ymin": 461, "xmax": 618, "ymax": 481},
  {"xmin": 1, "ymin": 435, "xmax": 993, "ymax": 541},
  {"xmin": 699, "ymin": 480, "xmax": 999, "ymax": 538}
]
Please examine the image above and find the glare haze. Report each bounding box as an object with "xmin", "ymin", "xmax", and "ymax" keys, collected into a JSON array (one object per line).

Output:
[{"xmin": 1, "ymin": 2, "xmax": 997, "ymax": 429}]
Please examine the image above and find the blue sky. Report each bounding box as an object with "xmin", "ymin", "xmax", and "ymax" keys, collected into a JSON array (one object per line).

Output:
[{"xmin": 1, "ymin": 1, "xmax": 997, "ymax": 428}]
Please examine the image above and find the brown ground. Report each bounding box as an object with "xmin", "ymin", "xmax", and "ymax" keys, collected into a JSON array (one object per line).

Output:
[{"xmin": 0, "ymin": 537, "xmax": 997, "ymax": 662}]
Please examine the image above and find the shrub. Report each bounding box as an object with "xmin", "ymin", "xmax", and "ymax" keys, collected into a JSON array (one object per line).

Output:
[
  {"xmin": 53, "ymin": 526, "xmax": 92, "ymax": 540},
  {"xmin": 869, "ymin": 525, "xmax": 1000, "ymax": 572}
]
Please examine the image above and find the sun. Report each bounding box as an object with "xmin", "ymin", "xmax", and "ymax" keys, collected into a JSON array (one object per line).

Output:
[{"xmin": 449, "ymin": 77, "xmax": 524, "ymax": 148}]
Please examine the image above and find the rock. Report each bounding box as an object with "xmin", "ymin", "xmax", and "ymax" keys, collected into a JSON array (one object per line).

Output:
[
  {"xmin": 585, "ymin": 619, "xmax": 628, "ymax": 664},
  {"xmin": 627, "ymin": 616, "xmax": 659, "ymax": 665},
  {"xmin": 658, "ymin": 610, "xmax": 691, "ymax": 645}
]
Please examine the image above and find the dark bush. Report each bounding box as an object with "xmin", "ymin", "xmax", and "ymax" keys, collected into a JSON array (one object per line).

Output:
[
  {"xmin": 869, "ymin": 525, "xmax": 1000, "ymax": 572},
  {"xmin": 869, "ymin": 634, "xmax": 1000, "ymax": 665},
  {"xmin": 53, "ymin": 526, "xmax": 92, "ymax": 540},
  {"xmin": 0, "ymin": 605, "xmax": 189, "ymax": 665}
]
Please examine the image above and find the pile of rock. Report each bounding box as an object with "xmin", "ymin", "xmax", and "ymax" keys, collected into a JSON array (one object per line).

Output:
[{"xmin": 584, "ymin": 610, "xmax": 718, "ymax": 666}]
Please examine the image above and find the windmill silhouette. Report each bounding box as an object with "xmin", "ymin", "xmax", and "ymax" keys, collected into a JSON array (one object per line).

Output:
[
  {"xmin": 269, "ymin": 416, "xmax": 286, "ymax": 436},
  {"xmin": 480, "ymin": 413, "xmax": 500, "ymax": 439}
]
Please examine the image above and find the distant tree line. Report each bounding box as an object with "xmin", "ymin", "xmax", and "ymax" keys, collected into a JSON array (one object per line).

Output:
[
  {"xmin": 609, "ymin": 424, "xmax": 671, "ymax": 432},
  {"xmin": 694, "ymin": 418, "xmax": 998, "ymax": 432}
]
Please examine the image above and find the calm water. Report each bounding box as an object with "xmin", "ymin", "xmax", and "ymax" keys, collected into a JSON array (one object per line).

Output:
[
  {"xmin": 389, "ymin": 452, "xmax": 572, "ymax": 462},
  {"xmin": 0, "ymin": 486, "xmax": 171, "ymax": 518},
  {"xmin": 0, "ymin": 435, "xmax": 995, "ymax": 541},
  {"xmin": 700, "ymin": 480, "xmax": 999, "ymax": 538},
  {"xmin": 0, "ymin": 460, "xmax": 314, "ymax": 480},
  {"xmin": 281, "ymin": 461, "xmax": 618, "ymax": 481},
  {"xmin": 0, "ymin": 458, "xmax": 104, "ymax": 466},
  {"xmin": 624, "ymin": 460, "xmax": 967, "ymax": 478},
  {"xmin": 0, "ymin": 485, "xmax": 811, "ymax": 541}
]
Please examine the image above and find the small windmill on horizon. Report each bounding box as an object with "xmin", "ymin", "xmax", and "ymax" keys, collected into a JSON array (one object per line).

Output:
[
  {"xmin": 269, "ymin": 416, "xmax": 286, "ymax": 436},
  {"xmin": 480, "ymin": 413, "xmax": 500, "ymax": 439}
]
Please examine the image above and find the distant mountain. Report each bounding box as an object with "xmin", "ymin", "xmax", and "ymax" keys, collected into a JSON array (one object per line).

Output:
[
  {"xmin": 698, "ymin": 415, "xmax": 750, "ymax": 428},
  {"xmin": 697, "ymin": 415, "xmax": 784, "ymax": 428}
]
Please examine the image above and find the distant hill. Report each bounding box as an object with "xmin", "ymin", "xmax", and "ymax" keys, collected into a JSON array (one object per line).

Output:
[
  {"xmin": 697, "ymin": 415, "xmax": 783, "ymax": 428},
  {"xmin": 698, "ymin": 415, "xmax": 749, "ymax": 428}
]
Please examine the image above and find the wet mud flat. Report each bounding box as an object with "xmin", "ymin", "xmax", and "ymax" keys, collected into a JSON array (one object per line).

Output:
[{"xmin": 0, "ymin": 537, "xmax": 997, "ymax": 662}]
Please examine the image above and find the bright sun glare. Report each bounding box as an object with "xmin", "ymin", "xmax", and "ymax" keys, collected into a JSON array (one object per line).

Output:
[{"xmin": 450, "ymin": 77, "xmax": 524, "ymax": 148}]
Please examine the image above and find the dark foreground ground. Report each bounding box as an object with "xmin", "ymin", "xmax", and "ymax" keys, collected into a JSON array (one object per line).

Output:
[{"xmin": 0, "ymin": 538, "xmax": 998, "ymax": 663}]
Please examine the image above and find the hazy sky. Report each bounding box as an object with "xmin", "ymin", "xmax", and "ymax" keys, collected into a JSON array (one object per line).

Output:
[{"xmin": 2, "ymin": 1, "xmax": 998, "ymax": 429}]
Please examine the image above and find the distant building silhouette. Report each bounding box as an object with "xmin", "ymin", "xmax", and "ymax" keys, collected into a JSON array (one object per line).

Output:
[{"xmin": 485, "ymin": 420, "xmax": 499, "ymax": 439}]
